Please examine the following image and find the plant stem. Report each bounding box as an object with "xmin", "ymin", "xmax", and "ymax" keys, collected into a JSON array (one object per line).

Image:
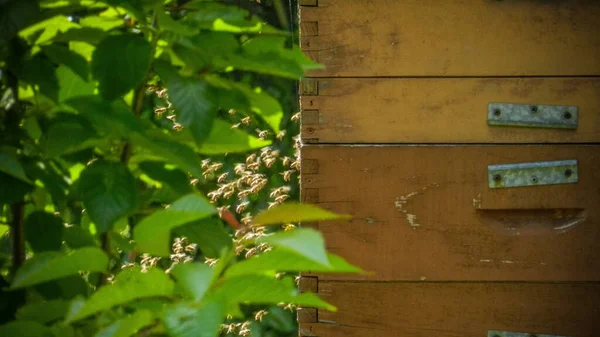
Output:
[{"xmin": 10, "ymin": 202, "xmax": 25, "ymax": 274}]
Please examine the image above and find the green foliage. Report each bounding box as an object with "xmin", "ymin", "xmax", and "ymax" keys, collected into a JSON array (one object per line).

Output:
[{"xmin": 0, "ymin": 0, "xmax": 362, "ymax": 336}]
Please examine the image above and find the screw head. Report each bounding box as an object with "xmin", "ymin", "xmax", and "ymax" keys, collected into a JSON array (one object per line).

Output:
[
  {"xmin": 531, "ymin": 176, "xmax": 539, "ymax": 183},
  {"xmin": 493, "ymin": 108, "xmax": 501, "ymax": 117},
  {"xmin": 493, "ymin": 174, "xmax": 502, "ymax": 182},
  {"xmin": 530, "ymin": 105, "xmax": 538, "ymax": 113},
  {"xmin": 563, "ymin": 111, "xmax": 572, "ymax": 120},
  {"xmin": 564, "ymin": 169, "xmax": 573, "ymax": 177}
]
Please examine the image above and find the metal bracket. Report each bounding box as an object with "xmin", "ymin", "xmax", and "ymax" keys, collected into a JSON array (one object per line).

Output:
[
  {"xmin": 488, "ymin": 331, "xmax": 571, "ymax": 337},
  {"xmin": 488, "ymin": 102, "xmax": 578, "ymax": 129},
  {"xmin": 488, "ymin": 160, "xmax": 578, "ymax": 189}
]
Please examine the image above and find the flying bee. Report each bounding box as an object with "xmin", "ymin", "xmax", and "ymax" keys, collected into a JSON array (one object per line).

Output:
[
  {"xmin": 282, "ymin": 223, "xmax": 296, "ymax": 231},
  {"xmin": 237, "ymin": 189, "xmax": 251, "ymax": 198},
  {"xmin": 154, "ymin": 106, "xmax": 167, "ymax": 115},
  {"xmin": 275, "ymin": 195, "xmax": 289, "ymax": 203},
  {"xmin": 236, "ymin": 201, "xmax": 250, "ymax": 214},
  {"xmin": 256, "ymin": 129, "xmax": 268, "ymax": 139},
  {"xmin": 234, "ymin": 163, "xmax": 246, "ymax": 175},
  {"xmin": 217, "ymin": 172, "xmax": 229, "ymax": 183},
  {"xmin": 245, "ymin": 153, "xmax": 257, "ymax": 165},
  {"xmin": 241, "ymin": 116, "xmax": 251, "ymax": 125},
  {"xmin": 291, "ymin": 112, "xmax": 301, "ymax": 122},
  {"xmin": 281, "ymin": 170, "xmax": 294, "ymax": 182},
  {"xmin": 231, "ymin": 123, "xmax": 241, "ymax": 129}
]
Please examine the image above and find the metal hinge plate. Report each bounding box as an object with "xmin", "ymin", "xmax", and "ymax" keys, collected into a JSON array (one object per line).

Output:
[
  {"xmin": 488, "ymin": 102, "xmax": 578, "ymax": 129},
  {"xmin": 488, "ymin": 331, "xmax": 571, "ymax": 337},
  {"xmin": 488, "ymin": 159, "xmax": 578, "ymax": 189}
]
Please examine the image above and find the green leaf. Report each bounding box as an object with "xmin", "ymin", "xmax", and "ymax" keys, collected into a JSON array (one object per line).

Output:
[
  {"xmin": 55, "ymin": 65, "xmax": 96, "ymax": 102},
  {"xmin": 134, "ymin": 194, "xmax": 217, "ymax": 256},
  {"xmin": 198, "ymin": 119, "xmax": 271, "ymax": 155},
  {"xmin": 211, "ymin": 275, "xmax": 335, "ymax": 311},
  {"xmin": 80, "ymin": 15, "xmax": 124, "ymax": 31},
  {"xmin": 94, "ymin": 310, "xmax": 153, "ymax": 337},
  {"xmin": 69, "ymin": 41, "xmax": 96, "ymax": 61},
  {"xmin": 138, "ymin": 161, "xmax": 192, "ymax": 196},
  {"xmin": 181, "ymin": 2, "xmax": 283, "ymax": 34},
  {"xmin": 171, "ymin": 263, "xmax": 213, "ymax": 302},
  {"xmin": 225, "ymin": 249, "xmax": 362, "ymax": 278},
  {"xmin": 75, "ymin": 161, "xmax": 138, "ymax": 233},
  {"xmin": 34, "ymin": 275, "xmax": 90, "ymax": 300},
  {"xmin": 43, "ymin": 114, "xmax": 98, "ymax": 156},
  {"xmin": 53, "ymin": 27, "xmax": 108, "ymax": 44},
  {"xmin": 0, "ymin": 224, "xmax": 8, "ymax": 237},
  {"xmin": 0, "ymin": 0, "xmax": 40, "ymax": 46},
  {"xmin": 91, "ymin": 34, "xmax": 151, "ymax": 99},
  {"xmin": 0, "ymin": 151, "xmax": 32, "ymax": 183},
  {"xmin": 24, "ymin": 211, "xmax": 64, "ymax": 252},
  {"xmin": 156, "ymin": 9, "xmax": 197, "ymax": 36},
  {"xmin": 174, "ymin": 218, "xmax": 232, "ymax": 258},
  {"xmin": 232, "ymin": 83, "xmax": 283, "ymax": 133},
  {"xmin": 0, "ymin": 172, "xmax": 34, "ymax": 204},
  {"xmin": 63, "ymin": 226, "xmax": 97, "ymax": 249},
  {"xmin": 163, "ymin": 301, "xmax": 223, "ymax": 337},
  {"xmin": 0, "ymin": 320, "xmax": 49, "ymax": 337},
  {"xmin": 252, "ymin": 203, "xmax": 350, "ymax": 226},
  {"xmin": 42, "ymin": 44, "xmax": 90, "ymax": 81},
  {"xmin": 164, "ymin": 75, "xmax": 217, "ymax": 144},
  {"xmin": 19, "ymin": 15, "xmax": 78, "ymax": 45},
  {"xmin": 260, "ymin": 228, "xmax": 329, "ymax": 267},
  {"xmin": 16, "ymin": 299, "xmax": 70, "ymax": 324},
  {"xmin": 66, "ymin": 268, "xmax": 174, "ymax": 322},
  {"xmin": 169, "ymin": 32, "xmax": 239, "ymax": 72},
  {"xmin": 11, "ymin": 247, "xmax": 109, "ymax": 289},
  {"xmin": 20, "ymin": 54, "xmax": 59, "ymax": 102}
]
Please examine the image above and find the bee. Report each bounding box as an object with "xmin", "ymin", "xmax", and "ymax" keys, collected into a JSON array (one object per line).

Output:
[
  {"xmin": 247, "ymin": 160, "xmax": 261, "ymax": 171},
  {"xmin": 154, "ymin": 106, "xmax": 167, "ymax": 115},
  {"xmin": 223, "ymin": 188, "xmax": 234, "ymax": 199},
  {"xmin": 207, "ymin": 190, "xmax": 222, "ymax": 202},
  {"xmin": 228, "ymin": 109, "xmax": 236, "ymax": 115},
  {"xmin": 291, "ymin": 112, "xmax": 301, "ymax": 122},
  {"xmin": 241, "ymin": 213, "xmax": 253, "ymax": 225},
  {"xmin": 256, "ymin": 129, "xmax": 268, "ymax": 139},
  {"xmin": 241, "ymin": 116, "xmax": 251, "ymax": 125},
  {"xmin": 264, "ymin": 157, "xmax": 276, "ymax": 168},
  {"xmin": 231, "ymin": 123, "xmax": 241, "ymax": 129},
  {"xmin": 250, "ymin": 183, "xmax": 263, "ymax": 194},
  {"xmin": 276, "ymin": 130, "xmax": 286, "ymax": 140},
  {"xmin": 166, "ymin": 114, "xmax": 176, "ymax": 121},
  {"xmin": 268, "ymin": 202, "xmax": 278, "ymax": 210},
  {"xmin": 189, "ymin": 178, "xmax": 199, "ymax": 186},
  {"xmin": 281, "ymin": 170, "xmax": 294, "ymax": 182},
  {"xmin": 245, "ymin": 153, "xmax": 257, "ymax": 165},
  {"xmin": 156, "ymin": 88, "xmax": 168, "ymax": 98},
  {"xmin": 269, "ymin": 186, "xmax": 289, "ymax": 198},
  {"xmin": 254, "ymin": 310, "xmax": 268, "ymax": 322},
  {"xmin": 234, "ymin": 163, "xmax": 246, "ymax": 175},
  {"xmin": 281, "ymin": 156, "xmax": 292, "ymax": 166},
  {"xmin": 237, "ymin": 189, "xmax": 251, "ymax": 198},
  {"xmin": 217, "ymin": 172, "xmax": 229, "ymax": 183},
  {"xmin": 290, "ymin": 160, "xmax": 301, "ymax": 171},
  {"xmin": 201, "ymin": 159, "xmax": 211, "ymax": 170},
  {"xmin": 210, "ymin": 163, "xmax": 223, "ymax": 171},
  {"xmin": 275, "ymin": 194, "xmax": 289, "ymax": 203},
  {"xmin": 282, "ymin": 223, "xmax": 296, "ymax": 231},
  {"xmin": 236, "ymin": 201, "xmax": 250, "ymax": 214}
]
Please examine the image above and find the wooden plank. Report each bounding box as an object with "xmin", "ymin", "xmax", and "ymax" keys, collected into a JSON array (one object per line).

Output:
[
  {"xmin": 301, "ymin": 145, "xmax": 600, "ymax": 281},
  {"xmin": 300, "ymin": 0, "xmax": 600, "ymax": 77},
  {"xmin": 311, "ymin": 282, "xmax": 600, "ymax": 337},
  {"xmin": 300, "ymin": 78, "xmax": 600, "ymax": 143},
  {"xmin": 297, "ymin": 308, "xmax": 318, "ymax": 323}
]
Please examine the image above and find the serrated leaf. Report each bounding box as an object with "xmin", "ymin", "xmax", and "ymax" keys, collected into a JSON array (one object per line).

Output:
[
  {"xmin": 225, "ymin": 249, "xmax": 362, "ymax": 278},
  {"xmin": 42, "ymin": 44, "xmax": 89, "ymax": 81},
  {"xmin": 211, "ymin": 275, "xmax": 335, "ymax": 311},
  {"xmin": 11, "ymin": 247, "xmax": 108, "ymax": 289},
  {"xmin": 63, "ymin": 226, "xmax": 97, "ymax": 249},
  {"xmin": 0, "ymin": 320, "xmax": 49, "ymax": 337},
  {"xmin": 134, "ymin": 193, "xmax": 216, "ymax": 256},
  {"xmin": 138, "ymin": 161, "xmax": 192, "ymax": 196},
  {"xmin": 43, "ymin": 114, "xmax": 98, "ymax": 156},
  {"xmin": 252, "ymin": 203, "xmax": 350, "ymax": 226},
  {"xmin": 91, "ymin": 34, "xmax": 151, "ymax": 99},
  {"xmin": 164, "ymin": 74, "xmax": 217, "ymax": 145},
  {"xmin": 24, "ymin": 211, "xmax": 64, "ymax": 252},
  {"xmin": 171, "ymin": 263, "xmax": 213, "ymax": 302},
  {"xmin": 198, "ymin": 119, "xmax": 271, "ymax": 155},
  {"xmin": 94, "ymin": 310, "xmax": 153, "ymax": 337},
  {"xmin": 19, "ymin": 15, "xmax": 78, "ymax": 45},
  {"xmin": 0, "ymin": 151, "xmax": 32, "ymax": 183},
  {"xmin": 55, "ymin": 65, "xmax": 96, "ymax": 102},
  {"xmin": 75, "ymin": 161, "xmax": 138, "ymax": 233},
  {"xmin": 16, "ymin": 299, "xmax": 70, "ymax": 324},
  {"xmin": 66, "ymin": 268, "xmax": 174, "ymax": 322},
  {"xmin": 259, "ymin": 228, "xmax": 329, "ymax": 267},
  {"xmin": 163, "ymin": 301, "xmax": 223, "ymax": 337},
  {"xmin": 174, "ymin": 218, "xmax": 232, "ymax": 258},
  {"xmin": 156, "ymin": 9, "xmax": 197, "ymax": 36}
]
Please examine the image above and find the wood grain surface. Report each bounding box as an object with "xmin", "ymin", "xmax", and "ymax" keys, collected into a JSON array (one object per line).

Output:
[
  {"xmin": 300, "ymin": 78, "xmax": 600, "ymax": 144},
  {"xmin": 300, "ymin": 0, "xmax": 600, "ymax": 77},
  {"xmin": 301, "ymin": 145, "xmax": 600, "ymax": 281},
  {"xmin": 299, "ymin": 282, "xmax": 600, "ymax": 337}
]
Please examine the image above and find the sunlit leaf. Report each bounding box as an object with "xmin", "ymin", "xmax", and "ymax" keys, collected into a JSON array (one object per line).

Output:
[
  {"xmin": 211, "ymin": 275, "xmax": 335, "ymax": 311},
  {"xmin": 225, "ymin": 249, "xmax": 363, "ymax": 278},
  {"xmin": 134, "ymin": 194, "xmax": 217, "ymax": 256},
  {"xmin": 253, "ymin": 203, "xmax": 350, "ymax": 226},
  {"xmin": 259, "ymin": 228, "xmax": 329, "ymax": 267},
  {"xmin": 0, "ymin": 151, "xmax": 32, "ymax": 184},
  {"xmin": 42, "ymin": 44, "xmax": 90, "ymax": 81},
  {"xmin": 19, "ymin": 15, "xmax": 78, "ymax": 45},
  {"xmin": 171, "ymin": 263, "xmax": 213, "ymax": 302},
  {"xmin": 66, "ymin": 268, "xmax": 174, "ymax": 322},
  {"xmin": 80, "ymin": 15, "xmax": 124, "ymax": 31},
  {"xmin": 20, "ymin": 54, "xmax": 59, "ymax": 103},
  {"xmin": 174, "ymin": 218, "xmax": 232, "ymax": 258},
  {"xmin": 94, "ymin": 310, "xmax": 153, "ymax": 337},
  {"xmin": 163, "ymin": 301, "xmax": 223, "ymax": 337},
  {"xmin": 16, "ymin": 299, "xmax": 69, "ymax": 324},
  {"xmin": 156, "ymin": 9, "xmax": 197, "ymax": 36},
  {"xmin": 198, "ymin": 119, "xmax": 271, "ymax": 155},
  {"xmin": 91, "ymin": 34, "xmax": 151, "ymax": 99},
  {"xmin": 11, "ymin": 247, "xmax": 109, "ymax": 289}
]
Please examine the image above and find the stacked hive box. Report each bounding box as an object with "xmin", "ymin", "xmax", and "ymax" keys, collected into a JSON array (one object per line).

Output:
[{"xmin": 297, "ymin": 1, "xmax": 600, "ymax": 336}]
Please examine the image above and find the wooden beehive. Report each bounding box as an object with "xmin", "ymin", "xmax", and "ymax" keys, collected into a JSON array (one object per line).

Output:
[{"xmin": 298, "ymin": 1, "xmax": 600, "ymax": 336}]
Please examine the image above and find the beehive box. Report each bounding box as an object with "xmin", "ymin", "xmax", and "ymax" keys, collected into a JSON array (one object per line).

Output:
[{"xmin": 298, "ymin": 1, "xmax": 600, "ymax": 336}]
